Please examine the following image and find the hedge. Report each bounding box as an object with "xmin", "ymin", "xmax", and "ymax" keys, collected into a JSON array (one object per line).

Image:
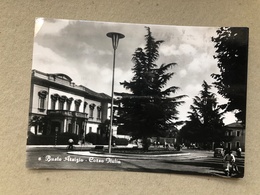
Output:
[
  {"xmin": 85, "ymin": 133, "xmax": 129, "ymax": 146},
  {"xmin": 115, "ymin": 138, "xmax": 128, "ymax": 146},
  {"xmin": 27, "ymin": 132, "xmax": 79, "ymax": 145},
  {"xmin": 85, "ymin": 132, "xmax": 108, "ymax": 145}
]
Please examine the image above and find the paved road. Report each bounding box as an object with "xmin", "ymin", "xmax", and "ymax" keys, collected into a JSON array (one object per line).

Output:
[{"xmin": 26, "ymin": 147, "xmax": 244, "ymax": 178}]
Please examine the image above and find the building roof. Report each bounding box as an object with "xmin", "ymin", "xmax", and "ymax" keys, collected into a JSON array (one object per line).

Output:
[
  {"xmin": 51, "ymin": 73, "xmax": 72, "ymax": 82},
  {"xmin": 32, "ymin": 69, "xmax": 111, "ymax": 101},
  {"xmin": 225, "ymin": 122, "xmax": 245, "ymax": 129}
]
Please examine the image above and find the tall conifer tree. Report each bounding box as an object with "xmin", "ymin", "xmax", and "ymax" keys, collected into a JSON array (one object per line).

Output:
[
  {"xmin": 115, "ymin": 27, "xmax": 185, "ymax": 150},
  {"xmin": 180, "ymin": 81, "xmax": 225, "ymax": 149}
]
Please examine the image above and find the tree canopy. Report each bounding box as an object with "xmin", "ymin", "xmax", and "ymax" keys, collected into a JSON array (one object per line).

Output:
[
  {"xmin": 180, "ymin": 81, "xmax": 226, "ymax": 149},
  {"xmin": 114, "ymin": 27, "xmax": 185, "ymax": 149},
  {"xmin": 211, "ymin": 27, "xmax": 249, "ymax": 124}
]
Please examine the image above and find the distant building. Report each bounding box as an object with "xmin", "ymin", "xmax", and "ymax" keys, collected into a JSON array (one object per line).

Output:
[
  {"xmin": 28, "ymin": 70, "xmax": 111, "ymax": 140},
  {"xmin": 224, "ymin": 122, "xmax": 245, "ymax": 151},
  {"xmin": 141, "ymin": 126, "xmax": 178, "ymax": 146}
]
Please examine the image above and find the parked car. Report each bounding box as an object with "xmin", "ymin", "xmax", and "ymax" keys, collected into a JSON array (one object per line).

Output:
[
  {"xmin": 189, "ymin": 145, "xmax": 198, "ymax": 149},
  {"xmin": 214, "ymin": 148, "xmax": 224, "ymax": 158}
]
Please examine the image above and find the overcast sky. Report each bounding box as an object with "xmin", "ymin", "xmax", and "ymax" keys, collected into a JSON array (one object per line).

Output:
[{"xmin": 32, "ymin": 18, "xmax": 237, "ymax": 125}]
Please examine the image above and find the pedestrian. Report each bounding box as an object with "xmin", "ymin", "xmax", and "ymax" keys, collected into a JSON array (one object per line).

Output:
[
  {"xmin": 68, "ymin": 138, "xmax": 74, "ymax": 150},
  {"xmin": 166, "ymin": 143, "xmax": 170, "ymax": 150},
  {"xmin": 236, "ymin": 147, "xmax": 242, "ymax": 157},
  {"xmin": 81, "ymin": 137, "xmax": 85, "ymax": 145},
  {"xmin": 223, "ymin": 150, "xmax": 239, "ymax": 175}
]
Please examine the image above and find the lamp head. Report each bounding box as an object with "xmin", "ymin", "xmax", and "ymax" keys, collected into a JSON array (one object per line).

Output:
[{"xmin": 106, "ymin": 32, "xmax": 125, "ymax": 50}]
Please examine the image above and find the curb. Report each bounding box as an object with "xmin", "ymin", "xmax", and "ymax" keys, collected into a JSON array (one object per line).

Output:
[{"xmin": 67, "ymin": 151, "xmax": 191, "ymax": 160}]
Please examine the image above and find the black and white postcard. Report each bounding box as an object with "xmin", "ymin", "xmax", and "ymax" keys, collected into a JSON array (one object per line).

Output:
[{"xmin": 26, "ymin": 18, "xmax": 249, "ymax": 178}]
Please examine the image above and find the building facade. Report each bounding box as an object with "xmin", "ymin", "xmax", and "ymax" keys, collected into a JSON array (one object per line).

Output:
[
  {"xmin": 224, "ymin": 122, "xmax": 245, "ymax": 151},
  {"xmin": 28, "ymin": 70, "xmax": 111, "ymax": 140}
]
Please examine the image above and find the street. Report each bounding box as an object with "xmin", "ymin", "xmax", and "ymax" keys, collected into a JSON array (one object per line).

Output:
[{"xmin": 26, "ymin": 147, "xmax": 244, "ymax": 178}]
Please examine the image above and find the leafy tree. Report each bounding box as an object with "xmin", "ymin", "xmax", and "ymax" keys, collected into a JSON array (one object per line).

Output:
[
  {"xmin": 98, "ymin": 119, "xmax": 110, "ymax": 139},
  {"xmin": 115, "ymin": 27, "xmax": 185, "ymax": 150},
  {"xmin": 29, "ymin": 116, "xmax": 47, "ymax": 135},
  {"xmin": 211, "ymin": 27, "xmax": 249, "ymax": 124},
  {"xmin": 180, "ymin": 81, "xmax": 225, "ymax": 149}
]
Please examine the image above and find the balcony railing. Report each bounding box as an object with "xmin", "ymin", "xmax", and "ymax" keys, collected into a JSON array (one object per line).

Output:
[
  {"xmin": 47, "ymin": 110, "xmax": 88, "ymax": 118},
  {"xmin": 73, "ymin": 112, "xmax": 88, "ymax": 118}
]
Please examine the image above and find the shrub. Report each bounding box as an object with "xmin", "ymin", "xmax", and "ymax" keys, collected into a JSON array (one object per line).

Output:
[
  {"xmin": 84, "ymin": 133, "xmax": 129, "ymax": 145},
  {"xmin": 85, "ymin": 133, "xmax": 107, "ymax": 145},
  {"xmin": 27, "ymin": 132, "xmax": 79, "ymax": 145},
  {"xmin": 58, "ymin": 132, "xmax": 79, "ymax": 145},
  {"xmin": 115, "ymin": 138, "xmax": 129, "ymax": 146},
  {"xmin": 142, "ymin": 138, "xmax": 152, "ymax": 151}
]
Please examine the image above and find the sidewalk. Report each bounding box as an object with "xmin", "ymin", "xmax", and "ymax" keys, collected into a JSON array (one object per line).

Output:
[
  {"xmin": 68, "ymin": 150, "xmax": 191, "ymax": 160},
  {"xmin": 26, "ymin": 144, "xmax": 190, "ymax": 159},
  {"xmin": 26, "ymin": 143, "xmax": 137, "ymax": 149}
]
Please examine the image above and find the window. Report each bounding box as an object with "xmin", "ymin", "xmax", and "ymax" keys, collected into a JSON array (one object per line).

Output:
[
  {"xmin": 68, "ymin": 123, "xmax": 72, "ymax": 133},
  {"xmin": 97, "ymin": 106, "xmax": 101, "ymax": 120},
  {"xmin": 89, "ymin": 103, "xmax": 96, "ymax": 119},
  {"xmin": 58, "ymin": 102, "xmax": 63, "ymax": 110},
  {"xmin": 76, "ymin": 124, "xmax": 79, "ymax": 135},
  {"xmin": 225, "ymin": 131, "xmax": 232, "ymax": 136},
  {"xmin": 38, "ymin": 90, "xmax": 48, "ymax": 111},
  {"xmin": 227, "ymin": 142, "xmax": 232, "ymax": 150},
  {"xmin": 75, "ymin": 104, "xmax": 79, "ymax": 112},
  {"xmin": 229, "ymin": 131, "xmax": 233, "ymax": 136},
  {"xmin": 51, "ymin": 94, "xmax": 59, "ymax": 110},
  {"xmin": 236, "ymin": 141, "xmax": 240, "ymax": 148},
  {"xmin": 89, "ymin": 127, "xmax": 92, "ymax": 133},
  {"xmin": 84, "ymin": 102, "xmax": 88, "ymax": 113},
  {"xmin": 58, "ymin": 96, "xmax": 67, "ymax": 110},
  {"xmin": 66, "ymin": 97, "xmax": 73, "ymax": 111},
  {"xmin": 236, "ymin": 131, "xmax": 241, "ymax": 137},
  {"xmin": 39, "ymin": 98, "xmax": 44, "ymax": 109},
  {"xmin": 51, "ymin": 100, "xmax": 55, "ymax": 110},
  {"xmin": 74, "ymin": 99, "xmax": 82, "ymax": 112}
]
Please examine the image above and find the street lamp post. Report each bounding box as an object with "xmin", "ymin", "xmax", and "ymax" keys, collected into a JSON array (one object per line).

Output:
[{"xmin": 106, "ymin": 32, "xmax": 125, "ymax": 154}]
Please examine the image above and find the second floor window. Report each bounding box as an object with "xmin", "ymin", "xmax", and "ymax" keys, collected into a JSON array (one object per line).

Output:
[
  {"xmin": 58, "ymin": 96, "xmax": 67, "ymax": 110},
  {"xmin": 50, "ymin": 94, "xmax": 59, "ymax": 110},
  {"xmin": 97, "ymin": 106, "xmax": 101, "ymax": 120},
  {"xmin": 66, "ymin": 97, "xmax": 73, "ymax": 111},
  {"xmin": 38, "ymin": 90, "xmax": 48, "ymax": 111},
  {"xmin": 74, "ymin": 99, "xmax": 82, "ymax": 112},
  {"xmin": 89, "ymin": 103, "xmax": 96, "ymax": 119},
  {"xmin": 84, "ymin": 102, "xmax": 88, "ymax": 113},
  {"xmin": 225, "ymin": 130, "xmax": 232, "ymax": 136}
]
